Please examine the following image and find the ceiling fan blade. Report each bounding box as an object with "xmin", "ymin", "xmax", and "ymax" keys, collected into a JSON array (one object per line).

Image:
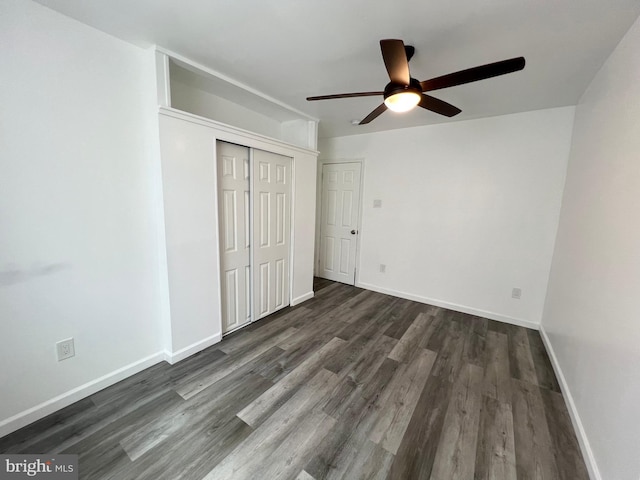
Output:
[
  {"xmin": 380, "ymin": 39, "xmax": 410, "ymax": 85},
  {"xmin": 420, "ymin": 57, "xmax": 525, "ymax": 92},
  {"xmin": 306, "ymin": 91, "xmax": 383, "ymax": 101},
  {"xmin": 359, "ymin": 103, "xmax": 387, "ymax": 125},
  {"xmin": 418, "ymin": 94, "xmax": 462, "ymax": 117}
]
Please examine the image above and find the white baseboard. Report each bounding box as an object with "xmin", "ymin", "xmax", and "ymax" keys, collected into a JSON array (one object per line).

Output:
[
  {"xmin": 539, "ymin": 326, "xmax": 601, "ymax": 480},
  {"xmin": 291, "ymin": 291, "xmax": 314, "ymax": 306},
  {"xmin": 163, "ymin": 332, "xmax": 222, "ymax": 365},
  {"xmin": 356, "ymin": 282, "xmax": 540, "ymax": 330},
  {"xmin": 1, "ymin": 332, "xmax": 225, "ymax": 438},
  {"xmin": 0, "ymin": 351, "xmax": 165, "ymax": 438}
]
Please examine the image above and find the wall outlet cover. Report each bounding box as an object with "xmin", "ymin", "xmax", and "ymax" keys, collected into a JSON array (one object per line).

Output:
[{"xmin": 56, "ymin": 338, "xmax": 75, "ymax": 361}]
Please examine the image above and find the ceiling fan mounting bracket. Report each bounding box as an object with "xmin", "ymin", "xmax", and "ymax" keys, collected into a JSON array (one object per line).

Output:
[{"xmin": 405, "ymin": 45, "xmax": 415, "ymax": 62}]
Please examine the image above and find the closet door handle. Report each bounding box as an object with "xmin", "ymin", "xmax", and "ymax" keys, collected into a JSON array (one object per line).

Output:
[{"xmin": 350, "ymin": 229, "xmax": 357, "ymax": 235}]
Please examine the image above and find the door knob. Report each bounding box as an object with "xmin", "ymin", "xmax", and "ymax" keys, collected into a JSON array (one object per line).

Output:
[{"xmin": 351, "ymin": 229, "xmax": 357, "ymax": 234}]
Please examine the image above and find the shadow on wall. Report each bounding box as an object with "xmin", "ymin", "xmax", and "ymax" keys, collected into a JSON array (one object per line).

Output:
[{"xmin": 0, "ymin": 263, "xmax": 71, "ymax": 287}]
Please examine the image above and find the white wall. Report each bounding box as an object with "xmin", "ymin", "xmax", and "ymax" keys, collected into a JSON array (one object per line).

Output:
[
  {"xmin": 541, "ymin": 16, "xmax": 640, "ymax": 480},
  {"xmin": 319, "ymin": 107, "xmax": 575, "ymax": 327},
  {"xmin": 158, "ymin": 114, "xmax": 223, "ymax": 357},
  {"xmin": 290, "ymin": 150, "xmax": 318, "ymax": 305},
  {"xmin": 0, "ymin": 0, "xmax": 164, "ymax": 435}
]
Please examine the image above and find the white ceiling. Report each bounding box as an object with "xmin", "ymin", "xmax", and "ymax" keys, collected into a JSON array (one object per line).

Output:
[{"xmin": 34, "ymin": 0, "xmax": 640, "ymax": 138}]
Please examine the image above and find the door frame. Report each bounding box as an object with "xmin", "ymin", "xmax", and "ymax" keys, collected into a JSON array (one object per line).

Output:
[{"xmin": 315, "ymin": 158, "xmax": 365, "ymax": 286}]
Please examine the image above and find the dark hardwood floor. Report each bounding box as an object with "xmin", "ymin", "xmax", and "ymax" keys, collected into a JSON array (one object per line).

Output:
[{"xmin": 0, "ymin": 279, "xmax": 589, "ymax": 479}]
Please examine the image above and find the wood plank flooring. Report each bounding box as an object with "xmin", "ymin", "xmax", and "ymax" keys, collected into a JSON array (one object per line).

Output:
[{"xmin": 0, "ymin": 279, "xmax": 589, "ymax": 480}]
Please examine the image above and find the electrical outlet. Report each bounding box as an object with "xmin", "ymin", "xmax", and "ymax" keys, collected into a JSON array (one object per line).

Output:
[
  {"xmin": 56, "ymin": 338, "xmax": 75, "ymax": 361},
  {"xmin": 512, "ymin": 288, "xmax": 522, "ymax": 299},
  {"xmin": 380, "ymin": 264, "xmax": 386, "ymax": 273}
]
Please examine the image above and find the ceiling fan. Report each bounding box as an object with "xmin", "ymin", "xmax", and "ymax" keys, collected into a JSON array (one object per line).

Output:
[{"xmin": 307, "ymin": 39, "xmax": 525, "ymax": 125}]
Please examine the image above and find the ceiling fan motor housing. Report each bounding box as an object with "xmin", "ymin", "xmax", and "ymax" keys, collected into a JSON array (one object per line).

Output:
[{"xmin": 383, "ymin": 78, "xmax": 423, "ymax": 100}]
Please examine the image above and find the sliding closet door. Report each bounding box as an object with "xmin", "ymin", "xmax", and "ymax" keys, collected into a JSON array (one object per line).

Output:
[
  {"xmin": 217, "ymin": 142, "xmax": 251, "ymax": 334},
  {"xmin": 252, "ymin": 149, "xmax": 292, "ymax": 320}
]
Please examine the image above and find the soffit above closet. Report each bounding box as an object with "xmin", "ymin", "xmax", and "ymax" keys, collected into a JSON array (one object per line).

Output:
[{"xmin": 170, "ymin": 58, "xmax": 311, "ymax": 124}]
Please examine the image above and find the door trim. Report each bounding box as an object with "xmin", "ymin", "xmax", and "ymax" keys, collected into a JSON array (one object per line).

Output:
[{"xmin": 315, "ymin": 158, "xmax": 365, "ymax": 285}]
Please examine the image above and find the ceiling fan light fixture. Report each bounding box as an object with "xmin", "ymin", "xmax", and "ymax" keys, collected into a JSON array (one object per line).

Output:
[
  {"xmin": 383, "ymin": 82, "xmax": 422, "ymax": 113},
  {"xmin": 384, "ymin": 91, "xmax": 421, "ymax": 112}
]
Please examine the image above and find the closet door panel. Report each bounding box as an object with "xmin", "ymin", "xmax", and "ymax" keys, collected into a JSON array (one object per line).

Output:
[
  {"xmin": 253, "ymin": 149, "xmax": 291, "ymax": 320},
  {"xmin": 217, "ymin": 141, "xmax": 251, "ymax": 334}
]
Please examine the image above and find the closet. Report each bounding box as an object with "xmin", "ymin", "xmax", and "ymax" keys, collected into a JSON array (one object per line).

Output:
[
  {"xmin": 155, "ymin": 49, "xmax": 318, "ymax": 364},
  {"xmin": 217, "ymin": 142, "xmax": 292, "ymax": 334},
  {"xmin": 156, "ymin": 111, "xmax": 318, "ymax": 364}
]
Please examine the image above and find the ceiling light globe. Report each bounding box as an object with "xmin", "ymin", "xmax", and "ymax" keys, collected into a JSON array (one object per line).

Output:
[{"xmin": 384, "ymin": 91, "xmax": 421, "ymax": 113}]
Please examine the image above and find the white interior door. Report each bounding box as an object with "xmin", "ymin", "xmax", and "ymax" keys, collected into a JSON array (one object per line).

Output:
[
  {"xmin": 319, "ymin": 162, "xmax": 362, "ymax": 285},
  {"xmin": 217, "ymin": 141, "xmax": 251, "ymax": 334},
  {"xmin": 252, "ymin": 149, "xmax": 292, "ymax": 320}
]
